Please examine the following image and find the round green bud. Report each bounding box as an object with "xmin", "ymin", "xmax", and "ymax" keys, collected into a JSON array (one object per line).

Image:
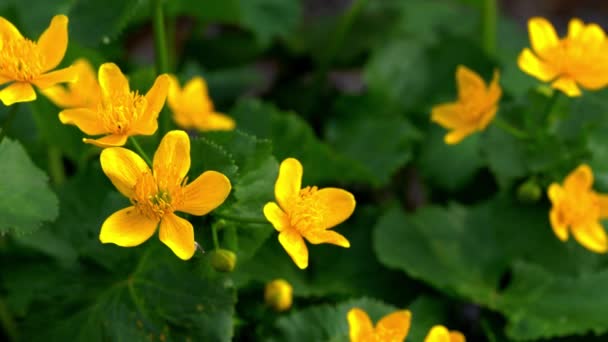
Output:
[
  {"xmin": 517, "ymin": 179, "xmax": 542, "ymax": 203},
  {"xmin": 210, "ymin": 249, "xmax": 237, "ymax": 273}
]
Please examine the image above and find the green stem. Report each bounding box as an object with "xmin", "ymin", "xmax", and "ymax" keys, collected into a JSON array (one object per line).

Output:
[
  {"xmin": 0, "ymin": 296, "xmax": 17, "ymax": 342},
  {"xmin": 129, "ymin": 137, "xmax": 152, "ymax": 166},
  {"xmin": 0, "ymin": 105, "xmax": 18, "ymax": 143},
  {"xmin": 493, "ymin": 117, "xmax": 529, "ymax": 139},
  {"xmin": 212, "ymin": 212, "xmax": 268, "ymax": 225},
  {"xmin": 543, "ymin": 90, "xmax": 560, "ymax": 122},
  {"xmin": 480, "ymin": 318, "xmax": 497, "ymax": 342},
  {"xmin": 152, "ymin": 0, "xmax": 171, "ymax": 136},
  {"xmin": 211, "ymin": 224, "xmax": 220, "ymax": 250},
  {"xmin": 481, "ymin": 0, "xmax": 497, "ymax": 56},
  {"xmin": 48, "ymin": 146, "xmax": 66, "ymax": 186}
]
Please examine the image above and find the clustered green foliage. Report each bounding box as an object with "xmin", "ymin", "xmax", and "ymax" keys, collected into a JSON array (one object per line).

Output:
[{"xmin": 2, "ymin": 0, "xmax": 608, "ymax": 341}]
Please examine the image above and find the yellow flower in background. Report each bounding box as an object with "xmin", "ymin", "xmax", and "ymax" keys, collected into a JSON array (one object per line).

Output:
[
  {"xmin": 59, "ymin": 63, "xmax": 169, "ymax": 147},
  {"xmin": 431, "ymin": 65, "xmax": 501, "ymax": 145},
  {"xmin": 263, "ymin": 158, "xmax": 356, "ymax": 269},
  {"xmin": 518, "ymin": 17, "xmax": 608, "ymax": 97},
  {"xmin": 548, "ymin": 164, "xmax": 608, "ymax": 253},
  {"xmin": 99, "ymin": 130, "xmax": 232, "ymax": 260},
  {"xmin": 264, "ymin": 279, "xmax": 293, "ymax": 312},
  {"xmin": 347, "ymin": 307, "xmax": 411, "ymax": 342},
  {"xmin": 43, "ymin": 58, "xmax": 101, "ymax": 108},
  {"xmin": 0, "ymin": 15, "xmax": 76, "ymax": 106},
  {"xmin": 424, "ymin": 325, "xmax": 466, "ymax": 342},
  {"xmin": 167, "ymin": 75, "xmax": 235, "ymax": 131}
]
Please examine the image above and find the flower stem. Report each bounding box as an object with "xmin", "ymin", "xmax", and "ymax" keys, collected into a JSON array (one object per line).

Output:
[
  {"xmin": 48, "ymin": 146, "xmax": 66, "ymax": 186},
  {"xmin": 481, "ymin": 0, "xmax": 497, "ymax": 56},
  {"xmin": 211, "ymin": 224, "xmax": 220, "ymax": 250},
  {"xmin": 152, "ymin": 0, "xmax": 171, "ymax": 136},
  {"xmin": 493, "ymin": 117, "xmax": 529, "ymax": 139},
  {"xmin": 212, "ymin": 212, "xmax": 268, "ymax": 225},
  {"xmin": 129, "ymin": 137, "xmax": 152, "ymax": 166},
  {"xmin": 0, "ymin": 105, "xmax": 18, "ymax": 144}
]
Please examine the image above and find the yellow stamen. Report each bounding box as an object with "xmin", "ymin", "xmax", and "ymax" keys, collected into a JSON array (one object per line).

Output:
[
  {"xmin": 286, "ymin": 186, "xmax": 325, "ymax": 234},
  {"xmin": 99, "ymin": 91, "xmax": 147, "ymax": 135},
  {"xmin": 131, "ymin": 171, "xmax": 184, "ymax": 220},
  {"xmin": 0, "ymin": 37, "xmax": 44, "ymax": 81}
]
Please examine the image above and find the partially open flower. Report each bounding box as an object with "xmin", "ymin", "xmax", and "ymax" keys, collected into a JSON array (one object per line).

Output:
[
  {"xmin": 347, "ymin": 307, "xmax": 411, "ymax": 342},
  {"xmin": 43, "ymin": 58, "xmax": 101, "ymax": 109}
]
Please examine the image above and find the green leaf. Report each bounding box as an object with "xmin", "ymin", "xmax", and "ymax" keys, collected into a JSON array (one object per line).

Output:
[
  {"xmin": 0, "ymin": 138, "xmax": 58, "ymax": 235},
  {"xmin": 239, "ymin": 0, "xmax": 301, "ymax": 46},
  {"xmin": 481, "ymin": 125, "xmax": 527, "ymax": 189}
]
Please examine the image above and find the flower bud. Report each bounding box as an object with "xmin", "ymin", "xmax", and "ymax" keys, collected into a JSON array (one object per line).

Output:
[
  {"xmin": 265, "ymin": 279, "xmax": 293, "ymax": 312},
  {"xmin": 517, "ymin": 178, "xmax": 542, "ymax": 203},
  {"xmin": 210, "ymin": 249, "xmax": 237, "ymax": 273}
]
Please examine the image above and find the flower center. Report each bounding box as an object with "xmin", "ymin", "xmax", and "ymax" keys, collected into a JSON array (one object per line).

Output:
[
  {"xmin": 287, "ymin": 186, "xmax": 325, "ymax": 234},
  {"xmin": 562, "ymin": 190, "xmax": 601, "ymax": 225},
  {"xmin": 99, "ymin": 91, "xmax": 147, "ymax": 135},
  {"xmin": 131, "ymin": 171, "xmax": 184, "ymax": 220},
  {"xmin": 0, "ymin": 37, "xmax": 44, "ymax": 81}
]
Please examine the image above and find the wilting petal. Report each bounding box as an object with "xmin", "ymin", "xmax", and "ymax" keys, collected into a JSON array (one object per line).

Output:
[
  {"xmin": 263, "ymin": 202, "xmax": 289, "ymax": 232},
  {"xmin": 59, "ymin": 108, "xmax": 105, "ymax": 135},
  {"xmin": 0, "ymin": 17, "xmax": 22, "ymax": 41},
  {"xmin": 197, "ymin": 112, "xmax": 236, "ymax": 131},
  {"xmin": 0, "ymin": 82, "xmax": 36, "ymax": 105},
  {"xmin": 571, "ymin": 221, "xmax": 608, "ymax": 253},
  {"xmin": 153, "ymin": 130, "xmax": 190, "ymax": 183},
  {"xmin": 99, "ymin": 206, "xmax": 158, "ymax": 247},
  {"xmin": 376, "ymin": 310, "xmax": 411, "ymax": 342},
  {"xmin": 178, "ymin": 171, "xmax": 231, "ymax": 216},
  {"xmin": 549, "ymin": 208, "xmax": 569, "ymax": 241},
  {"xmin": 311, "ymin": 188, "xmax": 355, "ymax": 229},
  {"xmin": 564, "ymin": 164, "xmax": 593, "ymax": 192},
  {"xmin": 431, "ymin": 103, "xmax": 465, "ymax": 129},
  {"xmin": 528, "ymin": 17, "xmax": 559, "ymax": 57},
  {"xmin": 37, "ymin": 15, "xmax": 68, "ymax": 71},
  {"xmin": 134, "ymin": 74, "xmax": 169, "ymax": 135},
  {"xmin": 99, "ymin": 63, "xmax": 130, "ymax": 98},
  {"xmin": 303, "ymin": 229, "xmax": 350, "ymax": 247},
  {"xmin": 83, "ymin": 134, "xmax": 128, "ymax": 147},
  {"xmin": 456, "ymin": 65, "xmax": 485, "ymax": 101},
  {"xmin": 517, "ymin": 48, "xmax": 558, "ymax": 82},
  {"xmin": 33, "ymin": 66, "xmax": 77, "ymax": 89},
  {"xmin": 275, "ymin": 158, "xmax": 303, "ymax": 209},
  {"xmin": 347, "ymin": 308, "xmax": 374, "ymax": 342},
  {"xmin": 278, "ymin": 228, "xmax": 308, "ymax": 269},
  {"xmin": 159, "ymin": 213, "xmax": 196, "ymax": 260},
  {"xmin": 100, "ymin": 147, "xmax": 150, "ymax": 198},
  {"xmin": 552, "ymin": 77, "xmax": 581, "ymax": 97},
  {"xmin": 444, "ymin": 126, "xmax": 477, "ymax": 145}
]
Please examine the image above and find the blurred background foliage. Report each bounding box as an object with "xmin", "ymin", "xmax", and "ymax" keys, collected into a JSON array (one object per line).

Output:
[{"xmin": 2, "ymin": 0, "xmax": 608, "ymax": 341}]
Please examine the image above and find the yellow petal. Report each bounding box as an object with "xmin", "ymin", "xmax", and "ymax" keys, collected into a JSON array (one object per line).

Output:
[
  {"xmin": 153, "ymin": 130, "xmax": 190, "ymax": 183},
  {"xmin": 43, "ymin": 85, "xmax": 76, "ymax": 108},
  {"xmin": 568, "ymin": 18, "xmax": 585, "ymax": 39},
  {"xmin": 99, "ymin": 206, "xmax": 158, "ymax": 247},
  {"xmin": 99, "ymin": 63, "xmax": 129, "ymax": 98},
  {"xmin": 574, "ymin": 69, "xmax": 608, "ymax": 91},
  {"xmin": 303, "ymin": 229, "xmax": 350, "ymax": 247},
  {"xmin": 376, "ymin": 310, "xmax": 411, "ymax": 342},
  {"xmin": 133, "ymin": 74, "xmax": 169, "ymax": 135},
  {"xmin": 37, "ymin": 15, "xmax": 68, "ymax": 72},
  {"xmin": 100, "ymin": 147, "xmax": 150, "ymax": 198},
  {"xmin": 196, "ymin": 112, "xmax": 236, "ymax": 131},
  {"xmin": 347, "ymin": 308, "xmax": 374, "ymax": 342},
  {"xmin": 564, "ymin": 164, "xmax": 593, "ymax": 192},
  {"xmin": 517, "ymin": 48, "xmax": 558, "ymax": 82},
  {"xmin": 59, "ymin": 108, "xmax": 106, "ymax": 135},
  {"xmin": 551, "ymin": 77, "xmax": 581, "ymax": 97},
  {"xmin": 577, "ymin": 23, "xmax": 606, "ymax": 48},
  {"xmin": 33, "ymin": 66, "xmax": 78, "ymax": 89},
  {"xmin": 183, "ymin": 76, "xmax": 213, "ymax": 111},
  {"xmin": 444, "ymin": 126, "xmax": 477, "ymax": 145},
  {"xmin": 598, "ymin": 194, "xmax": 608, "ymax": 219},
  {"xmin": 83, "ymin": 134, "xmax": 128, "ymax": 147},
  {"xmin": 486, "ymin": 69, "xmax": 502, "ymax": 105},
  {"xmin": 547, "ymin": 183, "xmax": 564, "ymax": 203},
  {"xmin": 571, "ymin": 221, "xmax": 608, "ymax": 253},
  {"xmin": 477, "ymin": 105, "xmax": 498, "ymax": 130},
  {"xmin": 431, "ymin": 103, "xmax": 465, "ymax": 129},
  {"xmin": 167, "ymin": 74, "xmax": 182, "ymax": 108},
  {"xmin": 158, "ymin": 213, "xmax": 196, "ymax": 260},
  {"xmin": 456, "ymin": 65, "xmax": 485, "ymax": 102},
  {"xmin": 263, "ymin": 202, "xmax": 289, "ymax": 232},
  {"xmin": 424, "ymin": 325, "xmax": 450, "ymax": 342},
  {"xmin": 275, "ymin": 158, "xmax": 303, "ymax": 209},
  {"xmin": 549, "ymin": 209, "xmax": 569, "ymax": 241},
  {"xmin": 0, "ymin": 17, "xmax": 22, "ymax": 41},
  {"xmin": 278, "ymin": 228, "xmax": 308, "ymax": 269},
  {"xmin": 178, "ymin": 171, "xmax": 232, "ymax": 216},
  {"xmin": 184, "ymin": 76, "xmax": 209, "ymax": 98},
  {"xmin": 312, "ymin": 188, "xmax": 356, "ymax": 229},
  {"xmin": 450, "ymin": 331, "xmax": 466, "ymax": 342},
  {"xmin": 528, "ymin": 17, "xmax": 559, "ymax": 57},
  {"xmin": 0, "ymin": 82, "xmax": 36, "ymax": 105}
]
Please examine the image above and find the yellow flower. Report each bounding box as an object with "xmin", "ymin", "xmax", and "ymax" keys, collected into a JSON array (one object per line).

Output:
[
  {"xmin": 0, "ymin": 15, "xmax": 76, "ymax": 106},
  {"xmin": 518, "ymin": 17, "xmax": 608, "ymax": 97},
  {"xmin": 263, "ymin": 158, "xmax": 356, "ymax": 269},
  {"xmin": 59, "ymin": 63, "xmax": 169, "ymax": 147},
  {"xmin": 347, "ymin": 307, "xmax": 411, "ymax": 342},
  {"xmin": 548, "ymin": 164, "xmax": 608, "ymax": 253},
  {"xmin": 264, "ymin": 278, "xmax": 293, "ymax": 312},
  {"xmin": 431, "ymin": 65, "xmax": 501, "ymax": 144},
  {"xmin": 167, "ymin": 75, "xmax": 235, "ymax": 131},
  {"xmin": 99, "ymin": 130, "xmax": 232, "ymax": 260},
  {"xmin": 43, "ymin": 58, "xmax": 101, "ymax": 108},
  {"xmin": 424, "ymin": 325, "xmax": 466, "ymax": 342}
]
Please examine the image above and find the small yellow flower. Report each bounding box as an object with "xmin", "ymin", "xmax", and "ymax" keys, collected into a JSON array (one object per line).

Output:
[
  {"xmin": 0, "ymin": 15, "xmax": 76, "ymax": 106},
  {"xmin": 264, "ymin": 278, "xmax": 293, "ymax": 312},
  {"xmin": 167, "ymin": 75, "xmax": 235, "ymax": 131},
  {"xmin": 431, "ymin": 65, "xmax": 501, "ymax": 144},
  {"xmin": 59, "ymin": 63, "xmax": 169, "ymax": 147},
  {"xmin": 347, "ymin": 307, "xmax": 411, "ymax": 342},
  {"xmin": 548, "ymin": 164, "xmax": 608, "ymax": 253},
  {"xmin": 518, "ymin": 17, "xmax": 608, "ymax": 97},
  {"xmin": 43, "ymin": 58, "xmax": 101, "ymax": 108},
  {"xmin": 424, "ymin": 325, "xmax": 466, "ymax": 342},
  {"xmin": 263, "ymin": 158, "xmax": 356, "ymax": 269},
  {"xmin": 99, "ymin": 130, "xmax": 232, "ymax": 260}
]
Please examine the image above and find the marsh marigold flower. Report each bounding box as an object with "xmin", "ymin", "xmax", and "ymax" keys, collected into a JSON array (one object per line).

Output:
[
  {"xmin": 0, "ymin": 15, "xmax": 76, "ymax": 106},
  {"xmin": 43, "ymin": 58, "xmax": 100, "ymax": 108},
  {"xmin": 424, "ymin": 325, "xmax": 466, "ymax": 342},
  {"xmin": 59, "ymin": 63, "xmax": 169, "ymax": 147},
  {"xmin": 99, "ymin": 130, "xmax": 232, "ymax": 260},
  {"xmin": 167, "ymin": 75, "xmax": 235, "ymax": 131},
  {"xmin": 548, "ymin": 164, "xmax": 608, "ymax": 253},
  {"xmin": 518, "ymin": 17, "xmax": 608, "ymax": 97},
  {"xmin": 264, "ymin": 279, "xmax": 293, "ymax": 312},
  {"xmin": 347, "ymin": 307, "xmax": 411, "ymax": 342},
  {"xmin": 431, "ymin": 65, "xmax": 501, "ymax": 144},
  {"xmin": 263, "ymin": 158, "xmax": 356, "ymax": 269}
]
